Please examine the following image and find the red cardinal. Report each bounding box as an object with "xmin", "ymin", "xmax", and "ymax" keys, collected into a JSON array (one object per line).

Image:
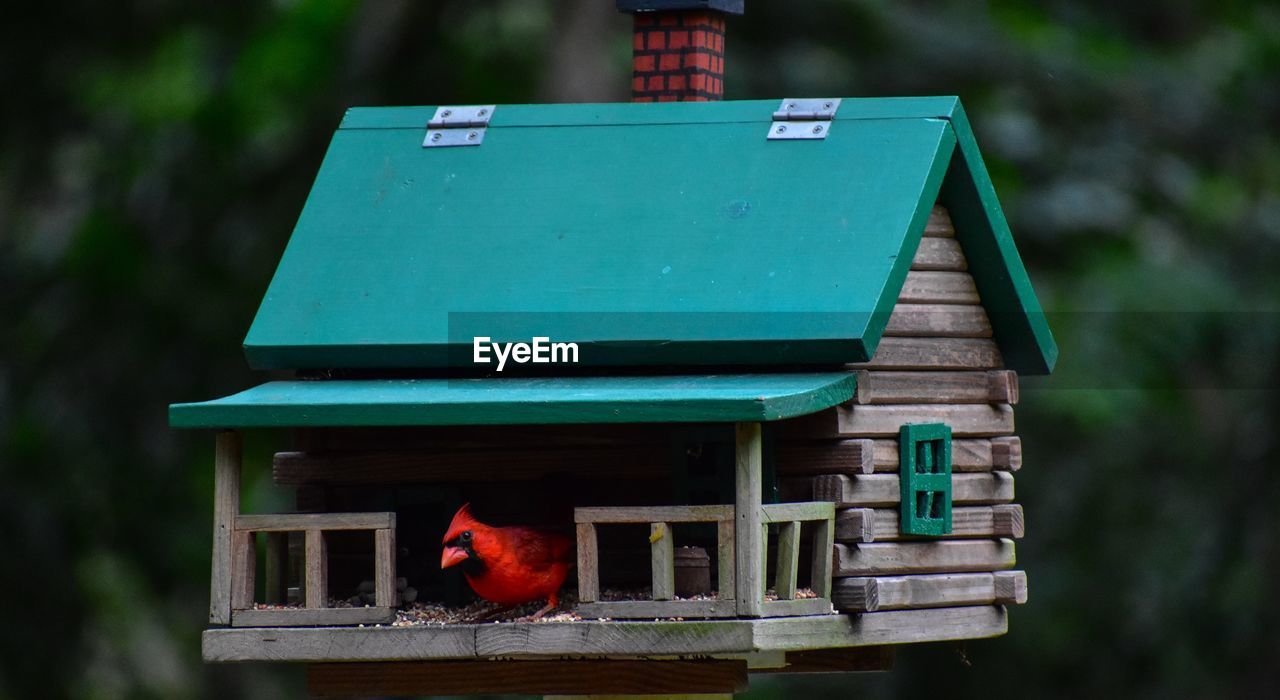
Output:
[{"xmin": 440, "ymin": 503, "xmax": 573, "ymax": 620}]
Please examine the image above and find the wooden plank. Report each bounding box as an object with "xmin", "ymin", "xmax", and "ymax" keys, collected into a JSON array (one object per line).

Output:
[
  {"xmin": 751, "ymin": 606, "xmax": 1007, "ymax": 650},
  {"xmin": 236, "ymin": 512, "xmax": 395, "ymax": 532},
  {"xmin": 202, "ymin": 608, "xmax": 1007, "ymax": 663},
  {"xmin": 991, "ymin": 371, "xmax": 1019, "ymax": 405},
  {"xmin": 210, "ymin": 430, "xmax": 240, "ymax": 625},
  {"xmin": 230, "ymin": 529, "xmax": 255, "ymax": 611},
  {"xmin": 836, "ymin": 505, "xmax": 1025, "ymax": 542},
  {"xmin": 735, "ymin": 422, "xmax": 764, "ymax": 617},
  {"xmin": 835, "ymin": 403, "xmax": 1014, "ymax": 437},
  {"xmin": 776, "ymin": 439, "xmax": 875, "ymax": 475},
  {"xmin": 774, "ymin": 437, "xmax": 1018, "ymax": 473},
  {"xmin": 870, "ymin": 436, "xmax": 1021, "ymax": 472},
  {"xmin": 774, "ymin": 522, "xmax": 801, "ymax": 600},
  {"xmin": 911, "ymin": 236, "xmax": 966, "ymax": 271},
  {"xmin": 836, "ymin": 508, "xmax": 876, "ymax": 543},
  {"xmin": 651, "ymin": 523, "xmax": 675, "ymax": 601},
  {"xmin": 716, "ymin": 519, "xmax": 735, "ymax": 600},
  {"xmin": 991, "ymin": 436, "xmax": 1022, "ymax": 470},
  {"xmin": 777, "ymin": 403, "xmax": 1013, "ymax": 440},
  {"xmin": 923, "ymin": 205, "xmax": 954, "ymax": 237},
  {"xmin": 757, "ymin": 598, "xmax": 835, "ymax": 617},
  {"xmin": 899, "ymin": 271, "xmax": 980, "ymax": 304},
  {"xmin": 576, "ymin": 505, "xmax": 734, "ymax": 524},
  {"xmin": 306, "ymin": 659, "xmax": 749, "ymax": 697},
  {"xmin": 853, "ymin": 370, "xmax": 1016, "ymax": 405},
  {"xmin": 305, "ymin": 530, "xmax": 328, "ymax": 609},
  {"xmin": 833, "ymin": 573, "xmax": 1018, "ymax": 612},
  {"xmin": 264, "ymin": 532, "xmax": 288, "ymax": 605},
  {"xmin": 884, "ymin": 304, "xmax": 991, "ymax": 338},
  {"xmin": 761, "ymin": 501, "xmax": 835, "ymax": 523},
  {"xmin": 833, "ymin": 539, "xmax": 1017, "ymax": 576},
  {"xmin": 472, "ymin": 619, "xmax": 753, "ymax": 657},
  {"xmin": 754, "ymin": 647, "xmax": 895, "ymax": 674},
  {"xmin": 576, "ymin": 523, "xmax": 600, "ymax": 603},
  {"xmin": 814, "ymin": 473, "xmax": 1015, "ymax": 507},
  {"xmin": 993, "ymin": 570, "xmax": 1029, "ymax": 605},
  {"xmin": 576, "ymin": 599, "xmax": 737, "ymax": 619},
  {"xmin": 992, "ymin": 503, "xmax": 1025, "ymax": 539},
  {"xmin": 375, "ymin": 528, "xmax": 396, "ymax": 607},
  {"xmin": 232, "ymin": 606, "xmax": 395, "ymax": 628},
  {"xmin": 849, "ymin": 337, "xmax": 1003, "ymax": 370},
  {"xmin": 831, "ymin": 577, "xmax": 876, "ymax": 613}
]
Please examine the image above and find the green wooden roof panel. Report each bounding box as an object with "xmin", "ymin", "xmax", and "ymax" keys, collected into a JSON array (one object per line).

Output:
[
  {"xmin": 168, "ymin": 372, "xmax": 857, "ymax": 428},
  {"xmin": 940, "ymin": 103, "xmax": 1058, "ymax": 374},
  {"xmin": 244, "ymin": 97, "xmax": 1056, "ymax": 374}
]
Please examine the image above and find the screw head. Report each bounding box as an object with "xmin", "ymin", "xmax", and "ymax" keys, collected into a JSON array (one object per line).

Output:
[
  {"xmin": 467, "ymin": 131, "xmax": 478, "ymax": 140},
  {"xmin": 787, "ymin": 102, "xmax": 797, "ymax": 109},
  {"xmin": 430, "ymin": 132, "xmax": 442, "ymax": 142},
  {"xmin": 823, "ymin": 101, "xmax": 833, "ymax": 109},
  {"xmin": 441, "ymin": 109, "xmax": 452, "ymax": 117},
  {"xmin": 775, "ymin": 125, "xmax": 787, "ymax": 134},
  {"xmin": 812, "ymin": 124, "xmax": 824, "ymax": 134},
  {"xmin": 477, "ymin": 108, "xmax": 488, "ymax": 116}
]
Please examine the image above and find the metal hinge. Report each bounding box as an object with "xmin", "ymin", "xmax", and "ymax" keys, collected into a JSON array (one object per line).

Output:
[
  {"xmin": 767, "ymin": 98, "xmax": 841, "ymax": 140},
  {"xmin": 423, "ymin": 105, "xmax": 495, "ymax": 148}
]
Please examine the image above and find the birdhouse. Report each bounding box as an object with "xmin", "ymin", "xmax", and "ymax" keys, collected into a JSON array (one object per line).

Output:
[{"xmin": 170, "ymin": 3, "xmax": 1055, "ymax": 696}]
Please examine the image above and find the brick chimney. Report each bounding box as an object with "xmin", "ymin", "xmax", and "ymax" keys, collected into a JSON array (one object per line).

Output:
[{"xmin": 617, "ymin": 1, "xmax": 744, "ymax": 102}]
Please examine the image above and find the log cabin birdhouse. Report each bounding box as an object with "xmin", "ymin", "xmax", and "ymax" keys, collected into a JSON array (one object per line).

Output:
[{"xmin": 170, "ymin": 1, "xmax": 1055, "ymax": 696}]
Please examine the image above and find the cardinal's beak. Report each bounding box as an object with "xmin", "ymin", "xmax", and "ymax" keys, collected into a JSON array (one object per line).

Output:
[{"xmin": 441, "ymin": 546, "xmax": 469, "ymax": 569}]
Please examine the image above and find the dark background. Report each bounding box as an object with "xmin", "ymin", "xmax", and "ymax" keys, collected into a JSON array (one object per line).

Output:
[{"xmin": 3, "ymin": 1, "xmax": 1279, "ymax": 698}]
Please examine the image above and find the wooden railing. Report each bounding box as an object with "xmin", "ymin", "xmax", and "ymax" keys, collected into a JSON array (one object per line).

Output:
[
  {"xmin": 574, "ymin": 501, "xmax": 835, "ymax": 619},
  {"xmin": 228, "ymin": 512, "xmax": 397, "ymax": 627}
]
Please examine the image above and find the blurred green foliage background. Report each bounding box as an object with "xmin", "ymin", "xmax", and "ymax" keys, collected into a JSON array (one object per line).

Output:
[{"xmin": 3, "ymin": 1, "xmax": 1279, "ymax": 698}]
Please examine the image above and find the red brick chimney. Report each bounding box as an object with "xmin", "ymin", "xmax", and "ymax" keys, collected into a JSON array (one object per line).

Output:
[{"xmin": 617, "ymin": 1, "xmax": 744, "ymax": 102}]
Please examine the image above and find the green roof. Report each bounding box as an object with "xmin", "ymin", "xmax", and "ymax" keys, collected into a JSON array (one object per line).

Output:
[
  {"xmin": 168, "ymin": 372, "xmax": 856, "ymax": 428},
  {"xmin": 242, "ymin": 97, "xmax": 1056, "ymax": 375}
]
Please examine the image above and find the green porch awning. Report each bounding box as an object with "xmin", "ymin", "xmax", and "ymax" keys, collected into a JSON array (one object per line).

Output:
[{"xmin": 168, "ymin": 372, "xmax": 856, "ymax": 428}]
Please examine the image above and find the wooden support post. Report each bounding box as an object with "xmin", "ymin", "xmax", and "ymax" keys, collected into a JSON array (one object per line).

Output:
[
  {"xmin": 716, "ymin": 519, "xmax": 735, "ymax": 601},
  {"xmin": 775, "ymin": 522, "xmax": 801, "ymax": 600},
  {"xmin": 576, "ymin": 523, "xmax": 600, "ymax": 603},
  {"xmin": 811, "ymin": 516, "xmax": 835, "ymax": 599},
  {"xmin": 305, "ymin": 529, "xmax": 328, "ymax": 609},
  {"xmin": 651, "ymin": 523, "xmax": 675, "ymax": 601},
  {"xmin": 375, "ymin": 527, "xmax": 396, "ymax": 607},
  {"xmin": 735, "ymin": 422, "xmax": 763, "ymax": 616},
  {"xmin": 230, "ymin": 529, "xmax": 255, "ymax": 610},
  {"xmin": 210, "ymin": 430, "xmax": 240, "ymax": 624},
  {"xmin": 264, "ymin": 532, "xmax": 288, "ymax": 604}
]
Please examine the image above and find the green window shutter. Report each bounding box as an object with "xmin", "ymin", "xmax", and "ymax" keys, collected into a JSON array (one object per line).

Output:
[{"xmin": 899, "ymin": 423, "xmax": 953, "ymax": 536}]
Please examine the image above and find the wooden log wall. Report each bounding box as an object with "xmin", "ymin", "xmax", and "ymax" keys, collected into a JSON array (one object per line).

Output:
[{"xmin": 776, "ymin": 205, "xmax": 1029, "ymax": 616}]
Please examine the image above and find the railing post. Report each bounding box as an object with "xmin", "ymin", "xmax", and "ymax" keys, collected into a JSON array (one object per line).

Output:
[
  {"xmin": 734, "ymin": 422, "xmax": 763, "ymax": 616},
  {"xmin": 576, "ymin": 523, "xmax": 600, "ymax": 603},
  {"xmin": 775, "ymin": 521, "xmax": 801, "ymax": 599},
  {"xmin": 375, "ymin": 527, "xmax": 396, "ymax": 607},
  {"xmin": 305, "ymin": 529, "xmax": 328, "ymax": 609},
  {"xmin": 650, "ymin": 523, "xmax": 675, "ymax": 600}
]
